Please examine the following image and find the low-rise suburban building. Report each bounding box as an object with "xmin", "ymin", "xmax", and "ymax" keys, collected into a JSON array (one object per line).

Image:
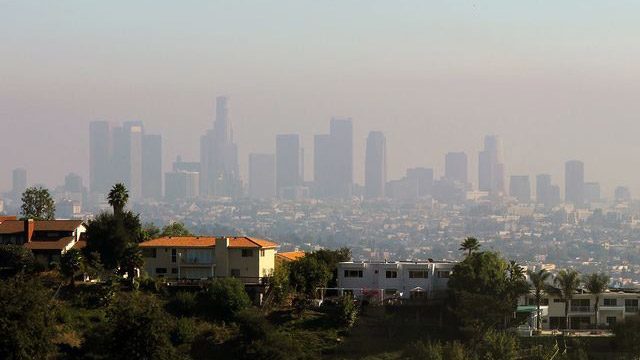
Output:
[
  {"xmin": 336, "ymin": 260, "xmax": 455, "ymax": 301},
  {"xmin": 139, "ymin": 236, "xmax": 278, "ymax": 284},
  {"xmin": 0, "ymin": 218, "xmax": 86, "ymax": 264}
]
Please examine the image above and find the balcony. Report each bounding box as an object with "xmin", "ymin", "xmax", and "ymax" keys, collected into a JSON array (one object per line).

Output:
[
  {"xmin": 180, "ymin": 258, "xmax": 213, "ymax": 265},
  {"xmin": 569, "ymin": 306, "xmax": 593, "ymax": 313},
  {"xmin": 625, "ymin": 306, "xmax": 639, "ymax": 313}
]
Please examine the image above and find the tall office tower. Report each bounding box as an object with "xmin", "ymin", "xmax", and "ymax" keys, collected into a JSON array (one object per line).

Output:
[
  {"xmin": 509, "ymin": 175, "xmax": 531, "ymax": 203},
  {"xmin": 89, "ymin": 121, "xmax": 112, "ymax": 195},
  {"xmin": 276, "ymin": 134, "xmax": 304, "ymax": 198},
  {"xmin": 249, "ymin": 153, "xmax": 276, "ymax": 199},
  {"xmin": 565, "ymin": 160, "xmax": 585, "ymax": 207},
  {"xmin": 549, "ymin": 185, "xmax": 561, "ymax": 206},
  {"xmin": 406, "ymin": 167, "xmax": 434, "ymax": 198},
  {"xmin": 313, "ymin": 118, "xmax": 353, "ymax": 199},
  {"xmin": 478, "ymin": 135, "xmax": 505, "ymax": 195},
  {"xmin": 142, "ymin": 134, "xmax": 162, "ymax": 199},
  {"xmin": 536, "ymin": 174, "xmax": 552, "ymax": 206},
  {"xmin": 64, "ymin": 173, "xmax": 83, "ymax": 193},
  {"xmin": 172, "ymin": 156, "xmax": 200, "ymax": 173},
  {"xmin": 111, "ymin": 121, "xmax": 144, "ymax": 200},
  {"xmin": 614, "ymin": 186, "xmax": 632, "ymax": 203},
  {"xmin": 199, "ymin": 96, "xmax": 241, "ymax": 198},
  {"xmin": 445, "ymin": 152, "xmax": 468, "ymax": 185},
  {"xmin": 364, "ymin": 131, "xmax": 386, "ymax": 199},
  {"xmin": 12, "ymin": 168, "xmax": 27, "ymax": 195},
  {"xmin": 584, "ymin": 182, "xmax": 601, "ymax": 203}
]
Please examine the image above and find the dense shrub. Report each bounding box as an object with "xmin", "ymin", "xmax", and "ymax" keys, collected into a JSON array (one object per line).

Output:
[
  {"xmin": 198, "ymin": 278, "xmax": 251, "ymax": 320},
  {"xmin": 167, "ymin": 291, "xmax": 198, "ymax": 317}
]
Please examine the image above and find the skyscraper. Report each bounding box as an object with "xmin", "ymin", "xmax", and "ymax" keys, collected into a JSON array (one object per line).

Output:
[
  {"xmin": 406, "ymin": 167, "xmax": 434, "ymax": 198},
  {"xmin": 584, "ymin": 182, "xmax": 601, "ymax": 203},
  {"xmin": 64, "ymin": 173, "xmax": 83, "ymax": 193},
  {"xmin": 142, "ymin": 134, "xmax": 162, "ymax": 199},
  {"xmin": 536, "ymin": 174, "xmax": 552, "ymax": 206},
  {"xmin": 249, "ymin": 153, "xmax": 276, "ymax": 199},
  {"xmin": 364, "ymin": 131, "xmax": 386, "ymax": 199},
  {"xmin": 276, "ymin": 134, "xmax": 304, "ymax": 198},
  {"xmin": 614, "ymin": 186, "xmax": 632, "ymax": 203},
  {"xmin": 509, "ymin": 175, "xmax": 531, "ymax": 203},
  {"xmin": 444, "ymin": 152, "xmax": 468, "ymax": 186},
  {"xmin": 478, "ymin": 135, "xmax": 505, "ymax": 195},
  {"xmin": 313, "ymin": 118, "xmax": 353, "ymax": 199},
  {"xmin": 89, "ymin": 121, "xmax": 112, "ymax": 195},
  {"xmin": 111, "ymin": 121, "xmax": 144, "ymax": 200},
  {"xmin": 565, "ymin": 160, "xmax": 585, "ymax": 207},
  {"xmin": 199, "ymin": 96, "xmax": 241, "ymax": 198},
  {"xmin": 12, "ymin": 168, "xmax": 27, "ymax": 195}
]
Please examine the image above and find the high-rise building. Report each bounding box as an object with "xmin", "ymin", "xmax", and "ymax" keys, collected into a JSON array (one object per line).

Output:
[
  {"xmin": 111, "ymin": 121, "xmax": 144, "ymax": 200},
  {"xmin": 614, "ymin": 186, "xmax": 632, "ymax": 203},
  {"xmin": 407, "ymin": 167, "xmax": 434, "ymax": 198},
  {"xmin": 536, "ymin": 174, "xmax": 552, "ymax": 207},
  {"xmin": 364, "ymin": 131, "xmax": 386, "ymax": 199},
  {"xmin": 565, "ymin": 160, "xmax": 585, "ymax": 207},
  {"xmin": 584, "ymin": 182, "xmax": 601, "ymax": 203},
  {"xmin": 313, "ymin": 118, "xmax": 353, "ymax": 199},
  {"xmin": 249, "ymin": 153, "xmax": 276, "ymax": 199},
  {"xmin": 478, "ymin": 135, "xmax": 505, "ymax": 195},
  {"xmin": 172, "ymin": 156, "xmax": 200, "ymax": 173},
  {"xmin": 142, "ymin": 134, "xmax": 162, "ymax": 199},
  {"xmin": 276, "ymin": 134, "xmax": 304, "ymax": 198},
  {"xmin": 165, "ymin": 171, "xmax": 199, "ymax": 201},
  {"xmin": 509, "ymin": 175, "xmax": 531, "ymax": 203},
  {"xmin": 199, "ymin": 96, "xmax": 241, "ymax": 198},
  {"xmin": 89, "ymin": 121, "xmax": 112, "ymax": 195},
  {"xmin": 445, "ymin": 152, "xmax": 468, "ymax": 186},
  {"xmin": 64, "ymin": 173, "xmax": 83, "ymax": 193},
  {"xmin": 12, "ymin": 168, "xmax": 27, "ymax": 195}
]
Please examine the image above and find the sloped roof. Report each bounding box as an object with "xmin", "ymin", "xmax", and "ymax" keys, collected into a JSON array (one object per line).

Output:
[
  {"xmin": 0, "ymin": 220, "xmax": 83, "ymax": 234},
  {"xmin": 276, "ymin": 251, "xmax": 306, "ymax": 262},
  {"xmin": 24, "ymin": 237, "xmax": 75, "ymax": 251},
  {"xmin": 139, "ymin": 236, "xmax": 278, "ymax": 249}
]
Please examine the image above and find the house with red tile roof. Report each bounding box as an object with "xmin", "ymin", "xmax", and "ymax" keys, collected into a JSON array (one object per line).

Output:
[
  {"xmin": 139, "ymin": 236, "xmax": 278, "ymax": 284},
  {"xmin": 0, "ymin": 219, "xmax": 86, "ymax": 265}
]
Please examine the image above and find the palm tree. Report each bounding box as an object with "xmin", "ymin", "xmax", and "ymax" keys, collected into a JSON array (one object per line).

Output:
[
  {"xmin": 108, "ymin": 183, "xmax": 129, "ymax": 216},
  {"xmin": 459, "ymin": 237, "xmax": 480, "ymax": 256},
  {"xmin": 584, "ymin": 272, "xmax": 610, "ymax": 328},
  {"xmin": 528, "ymin": 269, "xmax": 551, "ymax": 331},
  {"xmin": 554, "ymin": 269, "xmax": 581, "ymax": 330},
  {"xmin": 60, "ymin": 249, "xmax": 83, "ymax": 287}
]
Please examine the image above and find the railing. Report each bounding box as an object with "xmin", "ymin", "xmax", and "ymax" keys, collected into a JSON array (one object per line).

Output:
[
  {"xmin": 625, "ymin": 306, "xmax": 639, "ymax": 313},
  {"xmin": 569, "ymin": 306, "xmax": 592, "ymax": 313},
  {"xmin": 180, "ymin": 258, "xmax": 213, "ymax": 265}
]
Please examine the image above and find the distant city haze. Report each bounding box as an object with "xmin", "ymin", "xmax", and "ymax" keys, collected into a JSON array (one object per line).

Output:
[{"xmin": 3, "ymin": 1, "xmax": 640, "ymax": 196}]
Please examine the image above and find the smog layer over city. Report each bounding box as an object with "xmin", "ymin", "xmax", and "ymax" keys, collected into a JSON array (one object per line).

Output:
[{"xmin": 3, "ymin": 1, "xmax": 640, "ymax": 359}]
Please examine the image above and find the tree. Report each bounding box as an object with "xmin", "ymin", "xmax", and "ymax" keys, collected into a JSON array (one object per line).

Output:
[
  {"xmin": 528, "ymin": 269, "xmax": 551, "ymax": 331},
  {"xmin": 554, "ymin": 269, "xmax": 581, "ymax": 330},
  {"xmin": 161, "ymin": 222, "xmax": 193, "ymax": 237},
  {"xmin": 141, "ymin": 223, "xmax": 161, "ymax": 241},
  {"xmin": 0, "ymin": 245, "xmax": 35, "ymax": 277},
  {"xmin": 107, "ymin": 183, "xmax": 129, "ymax": 217},
  {"xmin": 613, "ymin": 315, "xmax": 640, "ymax": 357},
  {"xmin": 119, "ymin": 243, "xmax": 143, "ymax": 282},
  {"xmin": 289, "ymin": 256, "xmax": 332, "ymax": 297},
  {"xmin": 459, "ymin": 237, "xmax": 480, "ymax": 256},
  {"xmin": 584, "ymin": 272, "xmax": 610, "ymax": 327},
  {"xmin": 478, "ymin": 329, "xmax": 518, "ymax": 360},
  {"xmin": 84, "ymin": 211, "xmax": 143, "ymax": 270},
  {"xmin": 0, "ymin": 278, "xmax": 55, "ymax": 359},
  {"xmin": 306, "ymin": 247, "xmax": 351, "ymax": 287},
  {"xmin": 448, "ymin": 251, "xmax": 528, "ymax": 341},
  {"xmin": 83, "ymin": 292, "xmax": 176, "ymax": 360},
  {"xmin": 20, "ymin": 186, "xmax": 55, "ymax": 220},
  {"xmin": 198, "ymin": 278, "xmax": 251, "ymax": 320},
  {"xmin": 60, "ymin": 248, "xmax": 83, "ymax": 286}
]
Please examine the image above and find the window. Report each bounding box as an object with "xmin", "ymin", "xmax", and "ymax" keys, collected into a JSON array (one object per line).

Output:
[
  {"xmin": 171, "ymin": 249, "xmax": 177, "ymax": 263},
  {"xmin": 541, "ymin": 298, "xmax": 549, "ymax": 306},
  {"xmin": 171, "ymin": 268, "xmax": 178, "ymax": 274},
  {"xmin": 155, "ymin": 268, "xmax": 167, "ymax": 274},
  {"xmin": 607, "ymin": 317, "xmax": 617, "ymax": 326},
  {"xmin": 386, "ymin": 270, "xmax": 398, "ymax": 279},
  {"xmin": 260, "ymin": 249, "xmax": 265, "ymax": 257},
  {"xmin": 604, "ymin": 298, "xmax": 617, "ymax": 306},
  {"xmin": 437, "ymin": 271, "xmax": 450, "ymax": 278},
  {"xmin": 242, "ymin": 249, "xmax": 254, "ymax": 257},
  {"xmin": 384, "ymin": 289, "xmax": 398, "ymax": 296},
  {"xmin": 344, "ymin": 270, "xmax": 363, "ymax": 278},
  {"xmin": 231, "ymin": 269, "xmax": 241, "ymax": 277},
  {"xmin": 142, "ymin": 248, "xmax": 156, "ymax": 258},
  {"xmin": 409, "ymin": 270, "xmax": 428, "ymax": 279},
  {"xmin": 553, "ymin": 298, "xmax": 564, "ymax": 303}
]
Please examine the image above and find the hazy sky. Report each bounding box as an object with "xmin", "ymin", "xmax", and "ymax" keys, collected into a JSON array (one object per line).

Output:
[{"xmin": 2, "ymin": 1, "xmax": 640, "ymax": 196}]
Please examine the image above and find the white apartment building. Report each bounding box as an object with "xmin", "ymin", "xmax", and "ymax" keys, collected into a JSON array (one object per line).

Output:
[{"xmin": 336, "ymin": 260, "xmax": 456, "ymax": 301}]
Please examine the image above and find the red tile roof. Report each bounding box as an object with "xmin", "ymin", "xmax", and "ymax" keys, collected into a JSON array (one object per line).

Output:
[
  {"xmin": 139, "ymin": 236, "xmax": 278, "ymax": 249},
  {"xmin": 0, "ymin": 220, "xmax": 83, "ymax": 234},
  {"xmin": 0, "ymin": 216, "xmax": 18, "ymax": 223},
  {"xmin": 276, "ymin": 251, "xmax": 306, "ymax": 262}
]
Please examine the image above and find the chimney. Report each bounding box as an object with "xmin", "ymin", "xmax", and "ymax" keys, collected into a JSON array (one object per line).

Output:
[{"xmin": 24, "ymin": 219, "xmax": 34, "ymax": 243}]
